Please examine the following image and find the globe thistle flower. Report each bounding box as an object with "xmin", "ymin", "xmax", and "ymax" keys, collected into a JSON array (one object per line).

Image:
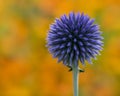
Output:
[{"xmin": 47, "ymin": 12, "xmax": 103, "ymax": 68}]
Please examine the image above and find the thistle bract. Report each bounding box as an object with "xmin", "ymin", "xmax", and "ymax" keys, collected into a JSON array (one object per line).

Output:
[{"xmin": 47, "ymin": 12, "xmax": 103, "ymax": 67}]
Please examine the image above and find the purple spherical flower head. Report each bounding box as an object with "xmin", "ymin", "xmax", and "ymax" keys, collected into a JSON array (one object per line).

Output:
[{"xmin": 47, "ymin": 12, "xmax": 103, "ymax": 68}]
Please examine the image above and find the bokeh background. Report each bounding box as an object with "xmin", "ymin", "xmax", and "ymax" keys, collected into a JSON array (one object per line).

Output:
[{"xmin": 0, "ymin": 0, "xmax": 120, "ymax": 96}]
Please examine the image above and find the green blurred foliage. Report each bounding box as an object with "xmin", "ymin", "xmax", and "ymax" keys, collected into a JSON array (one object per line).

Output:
[{"xmin": 0, "ymin": 0, "xmax": 120, "ymax": 96}]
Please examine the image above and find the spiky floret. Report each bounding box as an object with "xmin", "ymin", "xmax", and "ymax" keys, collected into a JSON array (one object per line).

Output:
[{"xmin": 47, "ymin": 12, "xmax": 103, "ymax": 67}]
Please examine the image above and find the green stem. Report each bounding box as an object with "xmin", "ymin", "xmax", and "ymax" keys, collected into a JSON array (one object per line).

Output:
[{"xmin": 72, "ymin": 64, "xmax": 79, "ymax": 96}]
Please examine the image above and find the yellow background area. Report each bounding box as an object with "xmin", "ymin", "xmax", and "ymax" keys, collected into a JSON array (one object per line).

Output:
[{"xmin": 0, "ymin": 0, "xmax": 120, "ymax": 96}]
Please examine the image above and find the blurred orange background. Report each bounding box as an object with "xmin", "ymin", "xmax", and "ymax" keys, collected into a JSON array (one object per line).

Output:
[{"xmin": 0, "ymin": 0, "xmax": 120, "ymax": 96}]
